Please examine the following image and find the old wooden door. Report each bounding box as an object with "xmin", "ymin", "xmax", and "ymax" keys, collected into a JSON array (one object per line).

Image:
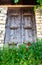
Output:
[{"xmin": 5, "ymin": 11, "xmax": 34, "ymax": 44}]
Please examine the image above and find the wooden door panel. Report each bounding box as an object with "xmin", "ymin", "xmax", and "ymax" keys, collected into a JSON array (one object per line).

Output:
[
  {"xmin": 9, "ymin": 16, "xmax": 22, "ymax": 43},
  {"xmin": 23, "ymin": 16, "xmax": 32, "ymax": 27},
  {"xmin": 22, "ymin": 16, "xmax": 33, "ymax": 43},
  {"xmin": 24, "ymin": 30, "xmax": 33, "ymax": 42},
  {"xmin": 5, "ymin": 13, "xmax": 33, "ymax": 44}
]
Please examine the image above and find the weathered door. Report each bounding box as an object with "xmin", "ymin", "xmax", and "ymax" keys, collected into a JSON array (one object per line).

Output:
[{"xmin": 5, "ymin": 11, "xmax": 34, "ymax": 44}]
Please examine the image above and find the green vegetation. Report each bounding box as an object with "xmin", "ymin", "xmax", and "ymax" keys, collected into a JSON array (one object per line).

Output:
[
  {"xmin": 34, "ymin": 0, "xmax": 42, "ymax": 11},
  {"xmin": 37, "ymin": 0, "xmax": 42, "ymax": 6},
  {"xmin": 0, "ymin": 40, "xmax": 42, "ymax": 65},
  {"xmin": 13, "ymin": 0, "xmax": 19, "ymax": 4},
  {"xmin": 36, "ymin": 0, "xmax": 42, "ymax": 9}
]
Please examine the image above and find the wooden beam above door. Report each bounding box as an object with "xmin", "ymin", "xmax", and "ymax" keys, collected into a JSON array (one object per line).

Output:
[
  {"xmin": 23, "ymin": 13, "xmax": 32, "ymax": 16},
  {"xmin": 0, "ymin": 5, "xmax": 34, "ymax": 7},
  {"xmin": 9, "ymin": 13, "xmax": 32, "ymax": 16},
  {"xmin": 10, "ymin": 13, "xmax": 19, "ymax": 16}
]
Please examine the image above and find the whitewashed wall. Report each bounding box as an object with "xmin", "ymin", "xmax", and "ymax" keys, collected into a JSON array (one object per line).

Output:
[
  {"xmin": 0, "ymin": 7, "xmax": 8, "ymax": 44},
  {"xmin": 35, "ymin": 8, "xmax": 42, "ymax": 39}
]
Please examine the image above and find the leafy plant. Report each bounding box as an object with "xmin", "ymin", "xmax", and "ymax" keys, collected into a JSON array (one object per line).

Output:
[
  {"xmin": 37, "ymin": 0, "xmax": 42, "ymax": 6},
  {"xmin": 0, "ymin": 40, "xmax": 42, "ymax": 65},
  {"xmin": 13, "ymin": 0, "xmax": 19, "ymax": 4}
]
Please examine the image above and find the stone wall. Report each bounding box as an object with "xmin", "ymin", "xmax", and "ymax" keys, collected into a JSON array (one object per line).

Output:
[
  {"xmin": 0, "ymin": 7, "xmax": 8, "ymax": 44},
  {"xmin": 35, "ymin": 8, "xmax": 42, "ymax": 39}
]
